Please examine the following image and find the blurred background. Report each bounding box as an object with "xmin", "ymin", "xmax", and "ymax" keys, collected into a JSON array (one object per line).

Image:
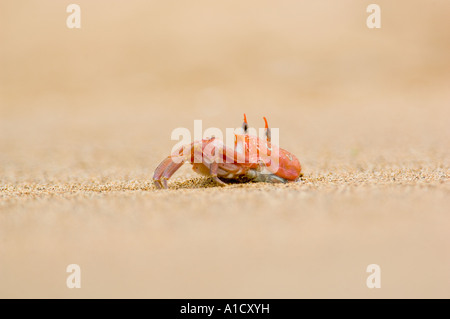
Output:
[
  {"xmin": 1, "ymin": 0, "xmax": 449, "ymax": 169},
  {"xmin": 0, "ymin": 0, "xmax": 449, "ymax": 298}
]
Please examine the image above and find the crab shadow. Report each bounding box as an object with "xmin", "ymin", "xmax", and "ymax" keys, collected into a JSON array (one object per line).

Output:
[{"xmin": 160, "ymin": 176, "xmax": 305, "ymax": 190}]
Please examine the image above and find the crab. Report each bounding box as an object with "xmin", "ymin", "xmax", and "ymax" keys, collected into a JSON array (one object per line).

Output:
[{"xmin": 153, "ymin": 115, "xmax": 302, "ymax": 189}]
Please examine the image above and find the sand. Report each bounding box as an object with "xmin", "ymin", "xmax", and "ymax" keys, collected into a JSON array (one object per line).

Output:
[{"xmin": 1, "ymin": 0, "xmax": 449, "ymax": 298}]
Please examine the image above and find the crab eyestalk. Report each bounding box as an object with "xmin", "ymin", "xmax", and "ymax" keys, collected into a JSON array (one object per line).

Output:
[
  {"xmin": 263, "ymin": 117, "xmax": 271, "ymax": 143},
  {"xmin": 239, "ymin": 113, "xmax": 250, "ymax": 162},
  {"xmin": 263, "ymin": 117, "xmax": 272, "ymax": 158}
]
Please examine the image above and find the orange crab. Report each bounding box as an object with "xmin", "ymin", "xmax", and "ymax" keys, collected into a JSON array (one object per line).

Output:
[{"xmin": 153, "ymin": 115, "xmax": 302, "ymax": 189}]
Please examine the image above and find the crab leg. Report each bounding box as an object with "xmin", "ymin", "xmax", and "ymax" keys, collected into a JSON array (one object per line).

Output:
[
  {"xmin": 193, "ymin": 140, "xmax": 228, "ymax": 186},
  {"xmin": 153, "ymin": 156, "xmax": 184, "ymax": 189},
  {"xmin": 210, "ymin": 162, "xmax": 227, "ymax": 186}
]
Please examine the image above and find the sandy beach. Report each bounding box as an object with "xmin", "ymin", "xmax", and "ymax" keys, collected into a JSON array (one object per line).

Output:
[{"xmin": 0, "ymin": 0, "xmax": 449, "ymax": 298}]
